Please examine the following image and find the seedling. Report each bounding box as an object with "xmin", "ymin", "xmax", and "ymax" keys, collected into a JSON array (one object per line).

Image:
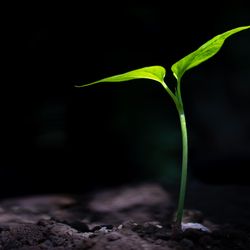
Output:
[{"xmin": 76, "ymin": 26, "xmax": 250, "ymax": 231}]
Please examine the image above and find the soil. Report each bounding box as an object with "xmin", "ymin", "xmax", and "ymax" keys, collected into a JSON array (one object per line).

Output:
[{"xmin": 0, "ymin": 181, "xmax": 250, "ymax": 250}]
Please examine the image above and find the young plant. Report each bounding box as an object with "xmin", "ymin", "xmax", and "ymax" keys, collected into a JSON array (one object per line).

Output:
[{"xmin": 76, "ymin": 26, "xmax": 250, "ymax": 230}]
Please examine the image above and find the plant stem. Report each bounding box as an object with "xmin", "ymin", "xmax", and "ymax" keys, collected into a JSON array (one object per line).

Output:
[
  {"xmin": 163, "ymin": 79, "xmax": 188, "ymax": 230},
  {"xmin": 175, "ymin": 107, "xmax": 188, "ymax": 227}
]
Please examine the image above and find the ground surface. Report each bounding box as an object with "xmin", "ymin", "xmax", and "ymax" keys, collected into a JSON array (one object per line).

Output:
[{"xmin": 0, "ymin": 182, "xmax": 250, "ymax": 249}]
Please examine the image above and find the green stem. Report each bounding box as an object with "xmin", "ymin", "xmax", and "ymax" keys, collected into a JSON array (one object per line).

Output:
[
  {"xmin": 162, "ymin": 78, "xmax": 188, "ymax": 230},
  {"xmin": 175, "ymin": 106, "xmax": 188, "ymax": 227}
]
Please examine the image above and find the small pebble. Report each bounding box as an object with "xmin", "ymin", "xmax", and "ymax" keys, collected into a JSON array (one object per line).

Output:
[
  {"xmin": 106, "ymin": 232, "xmax": 122, "ymax": 241},
  {"xmin": 99, "ymin": 227, "xmax": 110, "ymax": 233},
  {"xmin": 182, "ymin": 223, "xmax": 211, "ymax": 232},
  {"xmin": 155, "ymin": 224, "xmax": 163, "ymax": 229},
  {"xmin": 101, "ymin": 224, "xmax": 113, "ymax": 230}
]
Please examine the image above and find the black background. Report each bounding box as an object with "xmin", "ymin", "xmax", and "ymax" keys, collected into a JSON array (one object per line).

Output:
[{"xmin": 2, "ymin": 2, "xmax": 250, "ymax": 198}]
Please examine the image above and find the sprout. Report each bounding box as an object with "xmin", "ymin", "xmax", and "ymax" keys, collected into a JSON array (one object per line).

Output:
[{"xmin": 76, "ymin": 25, "xmax": 250, "ymax": 231}]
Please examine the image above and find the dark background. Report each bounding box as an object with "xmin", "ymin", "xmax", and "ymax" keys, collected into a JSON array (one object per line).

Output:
[{"xmin": 2, "ymin": 2, "xmax": 250, "ymax": 198}]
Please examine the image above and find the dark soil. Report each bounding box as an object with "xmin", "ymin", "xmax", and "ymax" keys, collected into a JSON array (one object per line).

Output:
[{"xmin": 0, "ymin": 182, "xmax": 250, "ymax": 249}]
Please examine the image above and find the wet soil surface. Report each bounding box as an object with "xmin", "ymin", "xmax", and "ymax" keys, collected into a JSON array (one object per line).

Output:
[{"xmin": 0, "ymin": 182, "xmax": 250, "ymax": 249}]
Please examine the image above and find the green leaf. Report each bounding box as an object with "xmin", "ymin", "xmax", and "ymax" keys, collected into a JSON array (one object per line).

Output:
[
  {"xmin": 75, "ymin": 66, "xmax": 166, "ymax": 87},
  {"xmin": 171, "ymin": 25, "xmax": 250, "ymax": 80}
]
